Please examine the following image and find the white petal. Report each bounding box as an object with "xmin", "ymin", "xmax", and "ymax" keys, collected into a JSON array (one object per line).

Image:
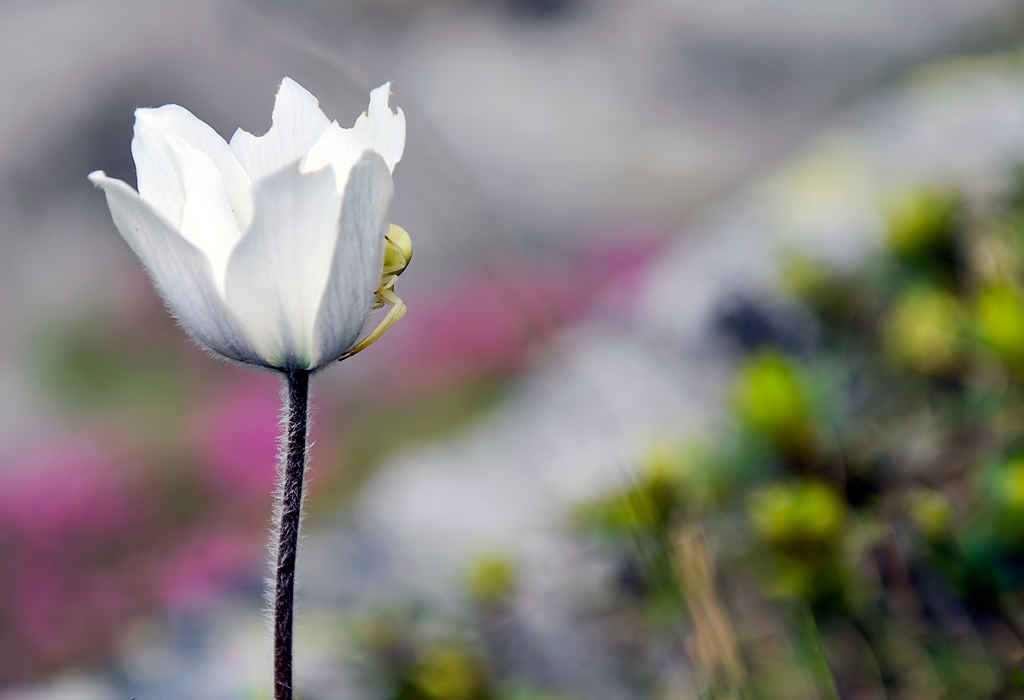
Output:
[
  {"xmin": 302, "ymin": 83, "xmax": 406, "ymax": 196},
  {"xmin": 353, "ymin": 82, "xmax": 406, "ymax": 173},
  {"xmin": 229, "ymin": 78, "xmax": 332, "ymax": 183},
  {"xmin": 88, "ymin": 171, "xmax": 259, "ymax": 365},
  {"xmin": 132, "ymin": 105, "xmax": 252, "ymax": 232},
  {"xmin": 223, "ymin": 162, "xmax": 343, "ymax": 370},
  {"xmin": 299, "ymin": 83, "xmax": 403, "ymax": 195},
  {"xmin": 165, "ymin": 135, "xmax": 243, "ymax": 291},
  {"xmin": 312, "ymin": 152, "xmax": 394, "ymax": 367},
  {"xmin": 301, "ymin": 120, "xmax": 365, "ymax": 195}
]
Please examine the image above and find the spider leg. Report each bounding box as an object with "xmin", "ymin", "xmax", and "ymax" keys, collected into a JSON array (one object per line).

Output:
[
  {"xmin": 340, "ymin": 287, "xmax": 407, "ymax": 360},
  {"xmin": 381, "ymin": 255, "xmax": 407, "ymax": 277},
  {"xmin": 371, "ymin": 274, "xmax": 399, "ymax": 309}
]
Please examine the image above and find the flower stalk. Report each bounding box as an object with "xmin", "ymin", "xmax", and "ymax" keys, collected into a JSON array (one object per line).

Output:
[{"xmin": 274, "ymin": 369, "xmax": 310, "ymax": 700}]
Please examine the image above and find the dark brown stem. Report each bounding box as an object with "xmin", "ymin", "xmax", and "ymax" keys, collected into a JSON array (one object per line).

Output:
[{"xmin": 274, "ymin": 369, "xmax": 310, "ymax": 700}]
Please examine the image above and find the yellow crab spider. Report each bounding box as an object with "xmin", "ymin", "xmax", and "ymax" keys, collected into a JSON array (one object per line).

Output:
[{"xmin": 341, "ymin": 224, "xmax": 413, "ymax": 360}]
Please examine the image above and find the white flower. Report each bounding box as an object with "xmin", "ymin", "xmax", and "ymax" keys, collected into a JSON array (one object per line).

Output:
[{"xmin": 89, "ymin": 78, "xmax": 408, "ymax": 371}]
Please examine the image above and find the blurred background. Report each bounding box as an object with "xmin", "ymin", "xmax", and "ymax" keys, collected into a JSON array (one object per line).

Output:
[{"xmin": 6, "ymin": 0, "xmax": 1024, "ymax": 698}]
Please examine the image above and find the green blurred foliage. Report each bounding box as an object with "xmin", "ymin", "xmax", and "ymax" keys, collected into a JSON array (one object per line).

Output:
[
  {"xmin": 351, "ymin": 605, "xmax": 576, "ymax": 700},
  {"xmin": 566, "ymin": 180, "xmax": 1024, "ymax": 698},
  {"xmin": 31, "ymin": 313, "xmax": 194, "ymax": 439}
]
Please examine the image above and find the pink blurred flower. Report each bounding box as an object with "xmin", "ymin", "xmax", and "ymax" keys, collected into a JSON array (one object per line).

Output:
[
  {"xmin": 0, "ymin": 441, "xmax": 139, "ymax": 541},
  {"xmin": 365, "ymin": 238, "xmax": 661, "ymax": 394},
  {"xmin": 0, "ymin": 441, "xmax": 148, "ymax": 679},
  {"xmin": 192, "ymin": 375, "xmax": 331, "ymax": 500},
  {"xmin": 192, "ymin": 375, "xmax": 281, "ymax": 496},
  {"xmin": 157, "ymin": 530, "xmax": 261, "ymax": 611}
]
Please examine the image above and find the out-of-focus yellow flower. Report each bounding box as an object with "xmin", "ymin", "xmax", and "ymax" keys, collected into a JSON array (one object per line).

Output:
[
  {"xmin": 413, "ymin": 646, "xmax": 485, "ymax": 700},
  {"xmin": 884, "ymin": 288, "xmax": 964, "ymax": 375},
  {"xmin": 466, "ymin": 554, "xmax": 517, "ymax": 604},
  {"xmin": 883, "ymin": 186, "xmax": 959, "ymax": 259},
  {"xmin": 749, "ymin": 481, "xmax": 846, "ymax": 548},
  {"xmin": 908, "ymin": 488, "xmax": 954, "ymax": 541},
  {"xmin": 999, "ymin": 459, "xmax": 1024, "ymax": 511},
  {"xmin": 975, "ymin": 284, "xmax": 1024, "ymax": 367},
  {"xmin": 988, "ymin": 458, "xmax": 1024, "ymax": 538},
  {"xmin": 782, "ymin": 255, "xmax": 835, "ymax": 301},
  {"xmin": 733, "ymin": 353, "xmax": 811, "ymax": 447}
]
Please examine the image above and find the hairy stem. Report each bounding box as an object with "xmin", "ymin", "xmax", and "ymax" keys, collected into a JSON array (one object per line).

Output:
[{"xmin": 274, "ymin": 369, "xmax": 310, "ymax": 700}]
